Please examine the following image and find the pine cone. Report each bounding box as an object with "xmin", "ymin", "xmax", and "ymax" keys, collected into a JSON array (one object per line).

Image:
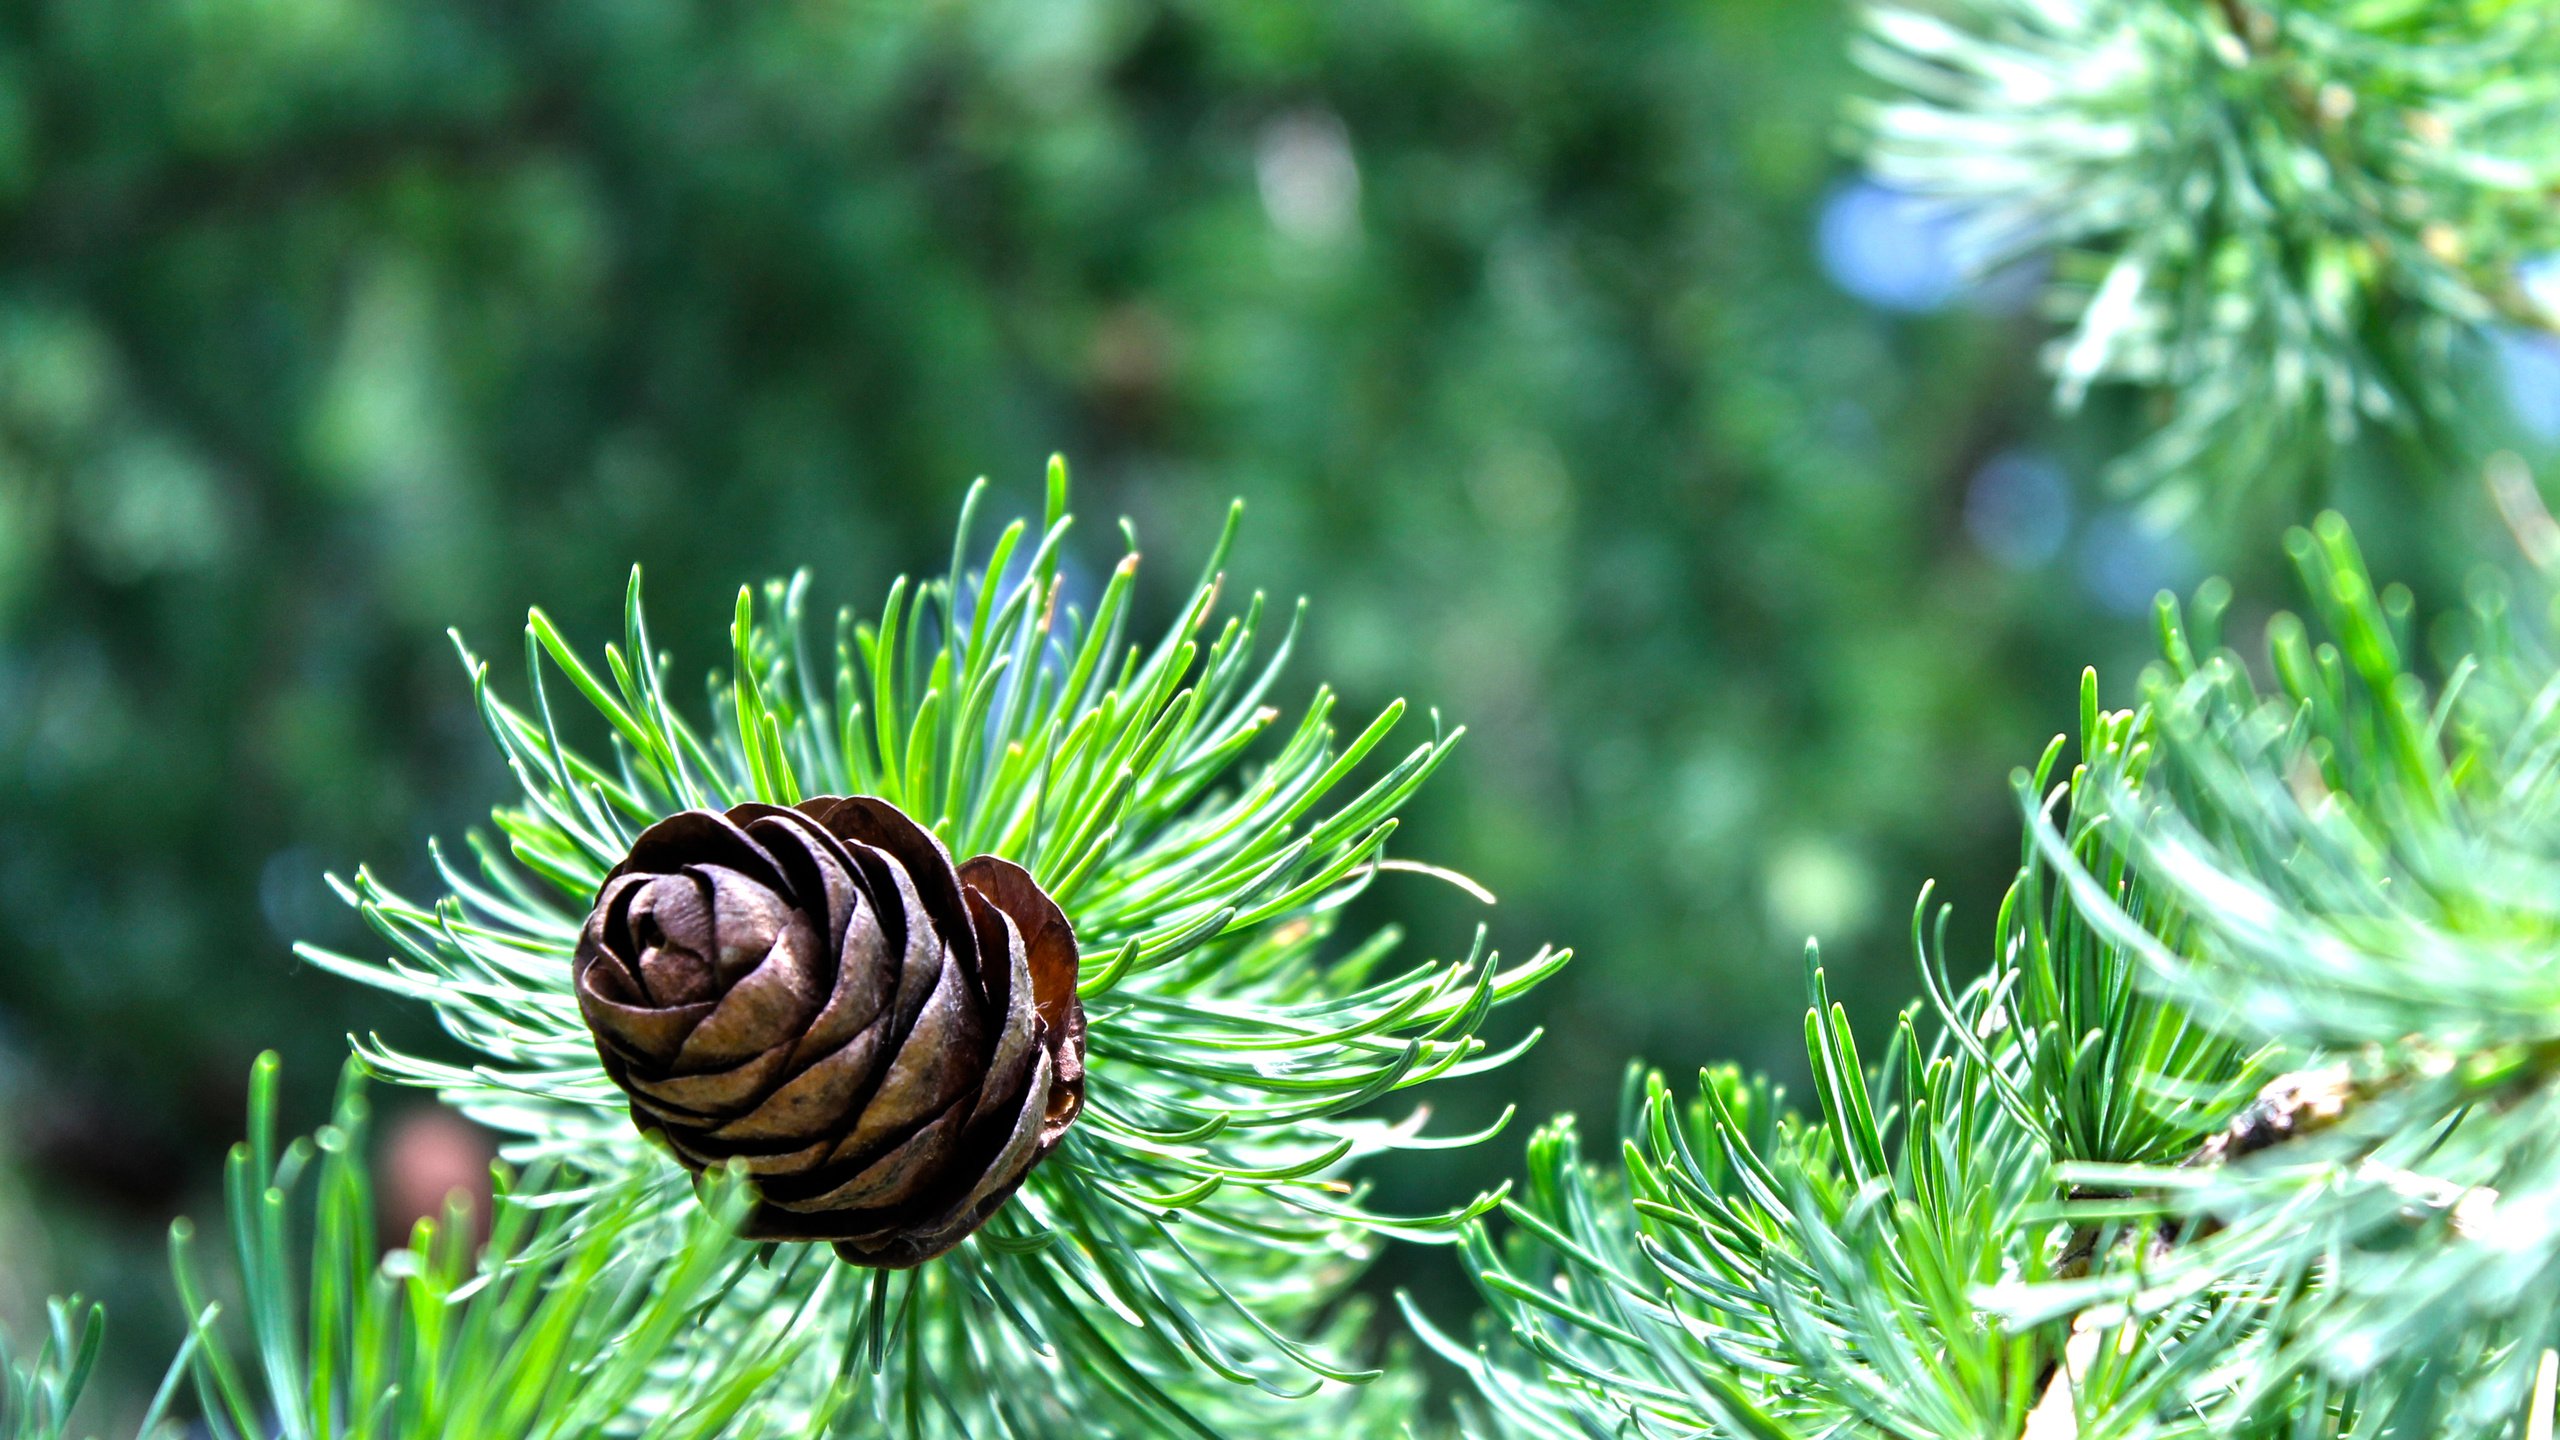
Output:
[{"xmin": 572, "ymin": 795, "xmax": 1085, "ymax": 1267}]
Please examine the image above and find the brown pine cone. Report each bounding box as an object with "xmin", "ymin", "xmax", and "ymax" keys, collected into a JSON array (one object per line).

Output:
[{"xmin": 572, "ymin": 795, "xmax": 1085, "ymax": 1267}]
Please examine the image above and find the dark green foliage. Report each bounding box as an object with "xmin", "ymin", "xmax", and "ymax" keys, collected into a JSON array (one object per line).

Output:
[{"xmin": 0, "ymin": 2, "xmax": 2167, "ymax": 1395}]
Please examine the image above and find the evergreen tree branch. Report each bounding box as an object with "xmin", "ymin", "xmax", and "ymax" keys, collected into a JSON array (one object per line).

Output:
[
  {"xmin": 1439, "ymin": 501, "xmax": 2560, "ymax": 1438},
  {"xmin": 1857, "ymin": 0, "xmax": 2560, "ymax": 503},
  {"xmin": 294, "ymin": 459, "xmax": 1559, "ymax": 1436},
  {"xmin": 1988, "ymin": 507, "xmax": 2560, "ymax": 1436}
]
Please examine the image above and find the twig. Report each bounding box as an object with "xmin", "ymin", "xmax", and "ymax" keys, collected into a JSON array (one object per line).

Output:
[
  {"xmin": 2019, "ymin": 1064, "xmax": 2360, "ymax": 1437},
  {"xmin": 2184, "ymin": 1063, "xmax": 2359, "ymax": 1170},
  {"xmin": 2021, "ymin": 1060, "xmax": 2520, "ymax": 1435}
]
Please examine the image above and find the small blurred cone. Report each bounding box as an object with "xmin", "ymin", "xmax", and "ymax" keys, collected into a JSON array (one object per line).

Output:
[{"xmin": 378, "ymin": 1104, "xmax": 495, "ymax": 1247}]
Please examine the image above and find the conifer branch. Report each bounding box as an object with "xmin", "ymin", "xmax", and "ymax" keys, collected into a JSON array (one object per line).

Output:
[
  {"xmin": 1857, "ymin": 0, "xmax": 2560, "ymax": 501},
  {"xmin": 1441, "ymin": 496, "xmax": 2560, "ymax": 1439},
  {"xmin": 291, "ymin": 460, "xmax": 1559, "ymax": 1436},
  {"xmin": 1994, "ymin": 507, "xmax": 2560, "ymax": 1435}
]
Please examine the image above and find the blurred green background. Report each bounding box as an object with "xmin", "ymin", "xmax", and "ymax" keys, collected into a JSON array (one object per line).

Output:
[{"xmin": 1, "ymin": 0, "xmax": 2548, "ymax": 1402}]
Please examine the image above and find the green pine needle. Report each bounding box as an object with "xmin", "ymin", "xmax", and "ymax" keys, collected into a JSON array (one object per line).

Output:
[
  {"xmin": 295, "ymin": 458, "xmax": 1564, "ymax": 1434},
  {"xmin": 164, "ymin": 1056, "xmax": 843, "ymax": 1440},
  {"xmin": 1438, "ymin": 674, "xmax": 2269, "ymax": 1436},
  {"xmin": 1, "ymin": 1298, "xmax": 112, "ymax": 1440},
  {"xmin": 1433, "ymin": 958, "xmax": 2065, "ymax": 1440},
  {"xmin": 2002, "ymin": 513, "xmax": 2560, "ymax": 1431},
  {"xmin": 1443, "ymin": 505, "xmax": 2560, "ymax": 1439}
]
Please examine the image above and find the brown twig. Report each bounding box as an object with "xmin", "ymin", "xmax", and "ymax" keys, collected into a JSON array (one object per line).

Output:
[
  {"xmin": 2019, "ymin": 1060, "xmax": 2519, "ymax": 1437},
  {"xmin": 2019, "ymin": 1064, "xmax": 2362, "ymax": 1438}
]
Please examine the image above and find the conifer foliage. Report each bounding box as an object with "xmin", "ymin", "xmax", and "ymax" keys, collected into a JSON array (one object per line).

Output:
[
  {"xmin": 1439, "ymin": 515, "xmax": 2560, "ymax": 1437},
  {"xmin": 272, "ymin": 461, "xmax": 1563, "ymax": 1437},
  {"xmin": 15, "ymin": 2, "xmax": 2560, "ymax": 1436},
  {"xmin": 1860, "ymin": 0, "xmax": 2560, "ymax": 500}
]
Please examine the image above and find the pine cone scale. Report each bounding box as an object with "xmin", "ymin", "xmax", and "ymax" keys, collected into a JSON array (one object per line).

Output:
[
  {"xmin": 616, "ymin": 811, "xmax": 790, "ymax": 897},
  {"xmin": 734, "ymin": 808, "xmax": 860, "ymax": 949},
  {"xmin": 785, "ymin": 900, "xmax": 892, "ymax": 1065},
  {"xmin": 957, "ymin": 854, "xmax": 1086, "ymax": 1139},
  {"xmin": 667, "ymin": 928, "xmax": 825, "ymax": 1073},
  {"xmin": 776, "ymin": 1050, "xmax": 1056, "ymax": 1220},
  {"xmin": 828, "ymin": 956, "xmax": 985, "ymax": 1158},
  {"xmin": 812, "ymin": 797, "xmax": 982, "ymax": 972},
  {"xmin": 623, "ymin": 1047, "xmax": 796, "ymax": 1123},
  {"xmin": 958, "ymin": 856, "xmax": 1079, "ymax": 1036},
  {"xmin": 575, "ymin": 970, "xmax": 709, "ymax": 1070},
  {"xmin": 960, "ymin": 1053, "xmax": 1056, "ymax": 1202},
  {"xmin": 788, "ymin": 1097, "xmax": 973, "ymax": 1213},
  {"xmin": 964, "ymin": 907, "xmax": 1042, "ymax": 1130},
  {"xmin": 706, "ymin": 1026, "xmax": 892, "ymax": 1144},
  {"xmin": 573, "ymin": 794, "xmax": 1085, "ymax": 1267}
]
